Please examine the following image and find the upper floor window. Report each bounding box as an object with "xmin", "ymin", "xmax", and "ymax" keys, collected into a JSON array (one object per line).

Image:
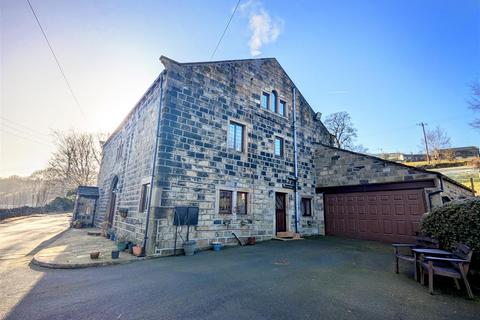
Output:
[
  {"xmin": 261, "ymin": 92, "xmax": 270, "ymax": 109},
  {"xmin": 219, "ymin": 190, "xmax": 233, "ymax": 214},
  {"xmin": 271, "ymin": 91, "xmax": 278, "ymax": 112},
  {"xmin": 228, "ymin": 121, "xmax": 245, "ymax": 152},
  {"xmin": 279, "ymin": 100, "xmax": 286, "ymax": 116},
  {"xmin": 274, "ymin": 136, "xmax": 284, "ymax": 157},
  {"xmin": 301, "ymin": 198, "xmax": 312, "ymax": 216}
]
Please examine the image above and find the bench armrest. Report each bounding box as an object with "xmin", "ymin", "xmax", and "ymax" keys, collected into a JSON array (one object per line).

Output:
[{"xmin": 423, "ymin": 256, "xmax": 468, "ymax": 263}]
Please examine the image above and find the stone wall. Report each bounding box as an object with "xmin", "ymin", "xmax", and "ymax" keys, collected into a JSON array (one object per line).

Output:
[
  {"xmin": 96, "ymin": 76, "xmax": 162, "ymax": 245},
  {"xmin": 315, "ymin": 145, "xmax": 437, "ymax": 187},
  {"xmin": 151, "ymin": 57, "xmax": 331, "ymax": 255}
]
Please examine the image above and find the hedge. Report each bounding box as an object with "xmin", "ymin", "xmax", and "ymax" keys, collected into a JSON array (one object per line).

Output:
[{"xmin": 421, "ymin": 197, "xmax": 480, "ymax": 250}]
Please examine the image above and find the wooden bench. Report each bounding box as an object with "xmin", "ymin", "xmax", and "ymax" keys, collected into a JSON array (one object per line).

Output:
[
  {"xmin": 420, "ymin": 243, "xmax": 474, "ymax": 299},
  {"xmin": 393, "ymin": 236, "xmax": 439, "ymax": 277}
]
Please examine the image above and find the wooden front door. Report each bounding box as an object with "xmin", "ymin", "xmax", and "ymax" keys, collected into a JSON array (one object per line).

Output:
[{"xmin": 275, "ymin": 192, "xmax": 286, "ymax": 232}]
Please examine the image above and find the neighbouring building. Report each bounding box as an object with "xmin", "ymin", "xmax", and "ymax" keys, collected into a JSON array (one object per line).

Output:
[
  {"xmin": 440, "ymin": 146, "xmax": 480, "ymax": 159},
  {"xmin": 94, "ymin": 56, "xmax": 474, "ymax": 255}
]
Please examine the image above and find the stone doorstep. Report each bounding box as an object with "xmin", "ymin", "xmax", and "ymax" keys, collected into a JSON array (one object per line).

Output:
[{"xmin": 275, "ymin": 231, "xmax": 300, "ymax": 238}]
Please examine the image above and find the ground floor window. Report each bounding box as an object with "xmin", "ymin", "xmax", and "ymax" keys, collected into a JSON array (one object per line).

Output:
[
  {"xmin": 219, "ymin": 190, "xmax": 233, "ymax": 214},
  {"xmin": 219, "ymin": 190, "xmax": 249, "ymax": 215},
  {"xmin": 237, "ymin": 192, "xmax": 248, "ymax": 215},
  {"xmin": 139, "ymin": 183, "xmax": 150, "ymax": 212},
  {"xmin": 301, "ymin": 198, "xmax": 312, "ymax": 216}
]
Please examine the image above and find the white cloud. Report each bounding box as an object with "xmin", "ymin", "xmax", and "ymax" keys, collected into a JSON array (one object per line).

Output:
[{"xmin": 240, "ymin": 1, "xmax": 283, "ymax": 56}]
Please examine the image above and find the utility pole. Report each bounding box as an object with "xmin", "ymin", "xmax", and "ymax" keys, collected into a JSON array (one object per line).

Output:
[{"xmin": 417, "ymin": 122, "xmax": 430, "ymax": 163}]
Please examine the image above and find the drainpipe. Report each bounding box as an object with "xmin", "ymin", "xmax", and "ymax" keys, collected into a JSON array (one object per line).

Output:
[
  {"xmin": 428, "ymin": 176, "xmax": 444, "ymax": 210},
  {"xmin": 292, "ymin": 87, "xmax": 299, "ymax": 234},
  {"xmin": 142, "ymin": 73, "xmax": 165, "ymax": 254}
]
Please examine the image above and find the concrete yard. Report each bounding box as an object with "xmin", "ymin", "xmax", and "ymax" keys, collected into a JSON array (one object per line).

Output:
[{"xmin": 1, "ymin": 219, "xmax": 479, "ymax": 320}]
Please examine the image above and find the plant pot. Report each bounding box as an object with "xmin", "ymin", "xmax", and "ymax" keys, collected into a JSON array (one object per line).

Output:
[
  {"xmin": 90, "ymin": 252, "xmax": 100, "ymax": 259},
  {"xmin": 111, "ymin": 250, "xmax": 120, "ymax": 259},
  {"xmin": 212, "ymin": 242, "xmax": 222, "ymax": 252},
  {"xmin": 247, "ymin": 237, "xmax": 256, "ymax": 245},
  {"xmin": 106, "ymin": 233, "xmax": 111, "ymax": 240},
  {"xmin": 127, "ymin": 242, "xmax": 134, "ymax": 254},
  {"xmin": 117, "ymin": 242, "xmax": 127, "ymax": 251},
  {"xmin": 183, "ymin": 240, "xmax": 196, "ymax": 256},
  {"xmin": 133, "ymin": 245, "xmax": 142, "ymax": 257}
]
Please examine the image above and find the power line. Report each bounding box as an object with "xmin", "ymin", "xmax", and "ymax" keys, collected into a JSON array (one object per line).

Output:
[
  {"xmin": 1, "ymin": 116, "xmax": 51, "ymax": 138},
  {"xmin": 25, "ymin": 0, "xmax": 86, "ymax": 120},
  {"xmin": 210, "ymin": 0, "xmax": 241, "ymax": 60},
  {"xmin": 1, "ymin": 127, "xmax": 53, "ymax": 147},
  {"xmin": 1, "ymin": 122, "xmax": 51, "ymax": 143}
]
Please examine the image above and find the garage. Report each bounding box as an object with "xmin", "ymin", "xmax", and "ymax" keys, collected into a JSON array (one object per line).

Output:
[
  {"xmin": 324, "ymin": 187, "xmax": 427, "ymax": 243},
  {"xmin": 315, "ymin": 145, "xmax": 475, "ymax": 244}
]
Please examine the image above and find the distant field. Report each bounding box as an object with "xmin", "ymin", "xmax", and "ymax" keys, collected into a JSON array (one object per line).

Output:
[
  {"xmin": 433, "ymin": 166, "xmax": 479, "ymax": 195},
  {"xmin": 405, "ymin": 158, "xmax": 472, "ymax": 168}
]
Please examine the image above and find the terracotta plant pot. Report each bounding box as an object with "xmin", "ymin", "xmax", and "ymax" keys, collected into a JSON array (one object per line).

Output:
[
  {"xmin": 90, "ymin": 252, "xmax": 100, "ymax": 259},
  {"xmin": 247, "ymin": 237, "xmax": 256, "ymax": 245},
  {"xmin": 133, "ymin": 245, "xmax": 142, "ymax": 257}
]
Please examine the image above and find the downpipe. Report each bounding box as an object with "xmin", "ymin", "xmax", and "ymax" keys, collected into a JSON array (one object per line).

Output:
[
  {"xmin": 292, "ymin": 87, "xmax": 299, "ymax": 234},
  {"xmin": 142, "ymin": 73, "xmax": 165, "ymax": 254}
]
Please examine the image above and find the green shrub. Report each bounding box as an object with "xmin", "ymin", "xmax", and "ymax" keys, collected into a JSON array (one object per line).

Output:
[{"xmin": 421, "ymin": 197, "xmax": 480, "ymax": 250}]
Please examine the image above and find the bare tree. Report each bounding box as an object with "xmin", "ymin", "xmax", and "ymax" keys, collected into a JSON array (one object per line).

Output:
[
  {"xmin": 46, "ymin": 130, "xmax": 104, "ymax": 192},
  {"xmin": 324, "ymin": 111, "xmax": 358, "ymax": 149},
  {"xmin": 469, "ymin": 81, "xmax": 480, "ymax": 129},
  {"xmin": 420, "ymin": 126, "xmax": 451, "ymax": 161}
]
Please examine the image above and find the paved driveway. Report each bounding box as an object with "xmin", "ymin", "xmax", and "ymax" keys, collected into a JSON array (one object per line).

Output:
[
  {"xmin": 0, "ymin": 213, "xmax": 71, "ymax": 319},
  {"xmin": 3, "ymin": 236, "xmax": 480, "ymax": 320}
]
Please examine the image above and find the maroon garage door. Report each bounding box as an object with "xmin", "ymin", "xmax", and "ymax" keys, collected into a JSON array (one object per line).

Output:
[{"xmin": 324, "ymin": 189, "xmax": 427, "ymax": 243}]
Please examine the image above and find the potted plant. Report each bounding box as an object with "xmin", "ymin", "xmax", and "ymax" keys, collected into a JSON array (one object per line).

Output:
[
  {"xmin": 183, "ymin": 240, "xmax": 196, "ymax": 256},
  {"xmin": 90, "ymin": 251, "xmax": 100, "ymax": 259},
  {"xmin": 111, "ymin": 250, "xmax": 120, "ymax": 259},
  {"xmin": 133, "ymin": 244, "xmax": 143, "ymax": 257},
  {"xmin": 211, "ymin": 241, "xmax": 222, "ymax": 252},
  {"xmin": 116, "ymin": 235, "xmax": 128, "ymax": 251}
]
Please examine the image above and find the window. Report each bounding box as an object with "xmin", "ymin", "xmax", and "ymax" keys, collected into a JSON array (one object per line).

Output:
[
  {"xmin": 301, "ymin": 198, "xmax": 312, "ymax": 216},
  {"xmin": 274, "ymin": 137, "xmax": 284, "ymax": 157},
  {"xmin": 228, "ymin": 121, "xmax": 245, "ymax": 152},
  {"xmin": 261, "ymin": 92, "xmax": 270, "ymax": 109},
  {"xmin": 139, "ymin": 183, "xmax": 151, "ymax": 212},
  {"xmin": 271, "ymin": 91, "xmax": 278, "ymax": 112},
  {"xmin": 279, "ymin": 100, "xmax": 286, "ymax": 116},
  {"xmin": 237, "ymin": 192, "xmax": 248, "ymax": 215},
  {"xmin": 219, "ymin": 190, "xmax": 233, "ymax": 214}
]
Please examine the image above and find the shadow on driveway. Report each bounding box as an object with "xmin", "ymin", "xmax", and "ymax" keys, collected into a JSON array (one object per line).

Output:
[{"xmin": 6, "ymin": 237, "xmax": 480, "ymax": 320}]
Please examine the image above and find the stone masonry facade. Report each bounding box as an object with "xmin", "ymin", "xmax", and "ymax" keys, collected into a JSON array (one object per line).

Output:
[
  {"xmin": 96, "ymin": 57, "xmax": 332, "ymax": 255},
  {"xmin": 151, "ymin": 57, "xmax": 331, "ymax": 255},
  {"xmin": 96, "ymin": 78, "xmax": 161, "ymax": 246}
]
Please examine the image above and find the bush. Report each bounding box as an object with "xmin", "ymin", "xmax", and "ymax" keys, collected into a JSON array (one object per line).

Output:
[
  {"xmin": 421, "ymin": 197, "xmax": 480, "ymax": 250},
  {"xmin": 46, "ymin": 196, "xmax": 75, "ymax": 212}
]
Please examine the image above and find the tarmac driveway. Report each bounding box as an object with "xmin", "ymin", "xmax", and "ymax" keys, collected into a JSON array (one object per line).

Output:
[{"xmin": 5, "ymin": 237, "xmax": 480, "ymax": 320}]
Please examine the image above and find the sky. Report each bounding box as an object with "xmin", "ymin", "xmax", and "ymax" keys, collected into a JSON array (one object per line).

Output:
[{"xmin": 1, "ymin": 0, "xmax": 479, "ymax": 177}]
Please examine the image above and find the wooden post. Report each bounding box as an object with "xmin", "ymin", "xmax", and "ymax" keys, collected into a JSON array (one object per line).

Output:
[{"xmin": 471, "ymin": 177, "xmax": 476, "ymax": 196}]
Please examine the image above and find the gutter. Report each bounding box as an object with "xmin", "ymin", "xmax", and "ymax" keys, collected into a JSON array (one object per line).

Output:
[
  {"xmin": 142, "ymin": 72, "xmax": 165, "ymax": 254},
  {"xmin": 427, "ymin": 175, "xmax": 444, "ymax": 210},
  {"xmin": 292, "ymin": 87, "xmax": 299, "ymax": 233}
]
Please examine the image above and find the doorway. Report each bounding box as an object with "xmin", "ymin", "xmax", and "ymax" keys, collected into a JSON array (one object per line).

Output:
[
  {"xmin": 275, "ymin": 192, "xmax": 287, "ymax": 233},
  {"xmin": 107, "ymin": 176, "xmax": 119, "ymax": 226}
]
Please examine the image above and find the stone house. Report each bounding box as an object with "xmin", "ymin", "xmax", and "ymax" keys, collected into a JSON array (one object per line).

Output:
[{"xmin": 95, "ymin": 56, "xmax": 474, "ymax": 255}]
